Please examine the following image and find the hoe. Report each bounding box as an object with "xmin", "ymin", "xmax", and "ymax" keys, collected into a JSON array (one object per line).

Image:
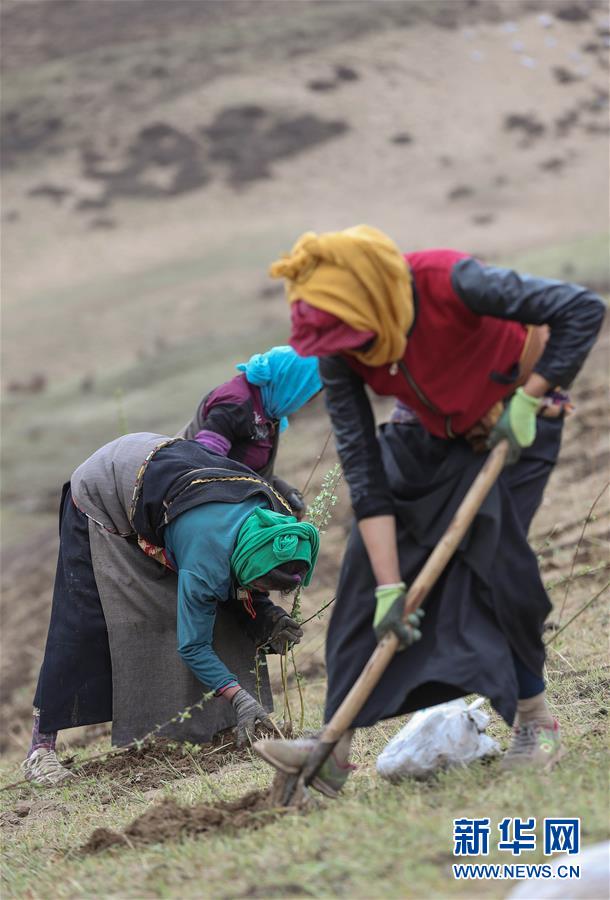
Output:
[{"xmin": 270, "ymin": 439, "xmax": 510, "ymax": 808}]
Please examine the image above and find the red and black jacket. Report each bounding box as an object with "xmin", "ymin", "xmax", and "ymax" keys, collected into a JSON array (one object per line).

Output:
[{"xmin": 320, "ymin": 250, "xmax": 605, "ymax": 520}]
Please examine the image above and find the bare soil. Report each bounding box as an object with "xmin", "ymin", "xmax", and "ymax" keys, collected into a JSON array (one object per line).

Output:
[
  {"xmin": 80, "ymin": 789, "xmax": 282, "ymax": 854},
  {"xmin": 72, "ymin": 734, "xmax": 246, "ymax": 791}
]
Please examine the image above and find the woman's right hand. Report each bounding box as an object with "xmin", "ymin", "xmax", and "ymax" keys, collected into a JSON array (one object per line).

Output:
[
  {"xmin": 285, "ymin": 488, "xmax": 306, "ymax": 521},
  {"xmin": 373, "ymin": 583, "xmax": 424, "ymax": 650},
  {"xmin": 265, "ymin": 612, "xmax": 303, "ymax": 654},
  {"xmin": 272, "ymin": 476, "xmax": 307, "ymax": 520},
  {"xmin": 357, "ymin": 516, "xmax": 424, "ymax": 648},
  {"xmin": 358, "ymin": 515, "xmax": 402, "ymax": 585}
]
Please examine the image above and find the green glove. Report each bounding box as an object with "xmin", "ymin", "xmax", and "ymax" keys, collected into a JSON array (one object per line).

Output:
[
  {"xmin": 373, "ymin": 582, "xmax": 424, "ymax": 650},
  {"xmin": 488, "ymin": 387, "xmax": 542, "ymax": 464}
]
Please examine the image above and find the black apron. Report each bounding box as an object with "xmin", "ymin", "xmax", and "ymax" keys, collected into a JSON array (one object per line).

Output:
[{"xmin": 324, "ymin": 416, "xmax": 563, "ymax": 727}]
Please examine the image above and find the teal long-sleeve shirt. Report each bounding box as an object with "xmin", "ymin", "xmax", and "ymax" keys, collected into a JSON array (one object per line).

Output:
[{"xmin": 164, "ymin": 497, "xmax": 265, "ymax": 692}]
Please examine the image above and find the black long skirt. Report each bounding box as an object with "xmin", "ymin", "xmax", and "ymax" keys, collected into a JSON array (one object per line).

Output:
[
  {"xmin": 324, "ymin": 416, "xmax": 563, "ymax": 728},
  {"xmin": 34, "ymin": 485, "xmax": 113, "ymax": 731}
]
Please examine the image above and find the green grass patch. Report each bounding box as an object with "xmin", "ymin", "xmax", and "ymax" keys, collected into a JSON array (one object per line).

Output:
[{"xmin": 1, "ymin": 655, "xmax": 608, "ymax": 898}]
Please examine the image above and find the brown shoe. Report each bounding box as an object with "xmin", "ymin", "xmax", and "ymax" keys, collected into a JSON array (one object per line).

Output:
[{"xmin": 502, "ymin": 719, "xmax": 561, "ymax": 770}]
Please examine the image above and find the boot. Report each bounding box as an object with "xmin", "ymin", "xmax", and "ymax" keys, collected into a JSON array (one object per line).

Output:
[
  {"xmin": 502, "ymin": 719, "xmax": 561, "ymax": 770},
  {"xmin": 502, "ymin": 691, "xmax": 561, "ymax": 770},
  {"xmin": 254, "ymin": 731, "xmax": 354, "ymax": 799}
]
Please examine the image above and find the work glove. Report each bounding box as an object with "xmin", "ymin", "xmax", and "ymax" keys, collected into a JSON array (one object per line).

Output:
[
  {"xmin": 265, "ymin": 612, "xmax": 303, "ymax": 654},
  {"xmin": 230, "ymin": 688, "xmax": 274, "ymax": 747},
  {"xmin": 373, "ymin": 582, "xmax": 424, "ymax": 650},
  {"xmin": 273, "ymin": 476, "xmax": 307, "ymax": 521},
  {"xmin": 285, "ymin": 489, "xmax": 306, "ymax": 521},
  {"xmin": 488, "ymin": 387, "xmax": 542, "ymax": 465}
]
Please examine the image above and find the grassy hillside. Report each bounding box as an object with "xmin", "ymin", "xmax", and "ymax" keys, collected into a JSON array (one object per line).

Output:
[
  {"xmin": 1, "ymin": 282, "xmax": 608, "ymax": 899},
  {"xmin": 1, "ymin": 2, "xmax": 608, "ymax": 897},
  {"xmin": 1, "ymin": 467, "xmax": 608, "ymax": 897}
]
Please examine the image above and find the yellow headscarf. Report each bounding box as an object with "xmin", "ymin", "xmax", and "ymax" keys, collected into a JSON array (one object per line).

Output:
[{"xmin": 269, "ymin": 225, "xmax": 414, "ymax": 367}]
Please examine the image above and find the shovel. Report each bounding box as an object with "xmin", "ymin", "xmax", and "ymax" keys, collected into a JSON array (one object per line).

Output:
[{"xmin": 270, "ymin": 439, "xmax": 510, "ymax": 807}]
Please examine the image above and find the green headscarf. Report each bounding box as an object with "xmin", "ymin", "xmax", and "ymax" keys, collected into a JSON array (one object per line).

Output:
[{"xmin": 230, "ymin": 507, "xmax": 320, "ymax": 587}]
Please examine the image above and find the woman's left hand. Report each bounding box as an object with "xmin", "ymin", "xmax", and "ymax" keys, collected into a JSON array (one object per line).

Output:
[
  {"xmin": 230, "ymin": 688, "xmax": 275, "ymax": 746},
  {"xmin": 488, "ymin": 387, "xmax": 542, "ymax": 464}
]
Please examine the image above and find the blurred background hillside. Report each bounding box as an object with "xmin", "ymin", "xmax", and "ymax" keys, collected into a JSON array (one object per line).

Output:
[{"xmin": 1, "ymin": 0, "xmax": 609, "ymax": 753}]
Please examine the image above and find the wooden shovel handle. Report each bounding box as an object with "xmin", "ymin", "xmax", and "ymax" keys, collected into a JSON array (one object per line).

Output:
[{"xmin": 319, "ymin": 439, "xmax": 509, "ymax": 744}]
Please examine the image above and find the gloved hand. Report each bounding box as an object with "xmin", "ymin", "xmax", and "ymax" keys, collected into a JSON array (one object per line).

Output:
[
  {"xmin": 488, "ymin": 387, "xmax": 542, "ymax": 465},
  {"xmin": 285, "ymin": 489, "xmax": 306, "ymax": 521},
  {"xmin": 230, "ymin": 688, "xmax": 274, "ymax": 746},
  {"xmin": 373, "ymin": 582, "xmax": 424, "ymax": 650},
  {"xmin": 273, "ymin": 476, "xmax": 307, "ymax": 521},
  {"xmin": 266, "ymin": 612, "xmax": 303, "ymax": 654}
]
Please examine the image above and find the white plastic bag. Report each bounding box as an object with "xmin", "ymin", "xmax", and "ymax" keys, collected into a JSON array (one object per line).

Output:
[{"xmin": 376, "ymin": 697, "xmax": 500, "ymax": 781}]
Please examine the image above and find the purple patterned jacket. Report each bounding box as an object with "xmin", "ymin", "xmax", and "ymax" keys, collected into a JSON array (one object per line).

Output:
[{"xmin": 179, "ymin": 374, "xmax": 279, "ymax": 478}]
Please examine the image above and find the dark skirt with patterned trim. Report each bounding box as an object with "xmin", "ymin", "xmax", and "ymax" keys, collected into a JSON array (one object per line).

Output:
[
  {"xmin": 34, "ymin": 432, "xmax": 288, "ymax": 742},
  {"xmin": 33, "ymin": 484, "xmax": 272, "ymax": 743},
  {"xmin": 324, "ymin": 416, "xmax": 563, "ymax": 728}
]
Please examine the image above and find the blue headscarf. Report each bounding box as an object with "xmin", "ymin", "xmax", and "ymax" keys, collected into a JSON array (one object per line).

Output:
[{"xmin": 236, "ymin": 345, "xmax": 322, "ymax": 432}]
